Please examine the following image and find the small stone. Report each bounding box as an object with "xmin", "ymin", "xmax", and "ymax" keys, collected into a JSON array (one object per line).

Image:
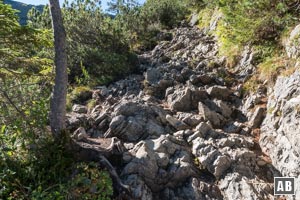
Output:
[
  {"xmin": 240, "ymin": 127, "xmax": 251, "ymax": 135},
  {"xmin": 224, "ymin": 121, "xmax": 242, "ymax": 133},
  {"xmin": 198, "ymin": 102, "xmax": 226, "ymax": 128},
  {"xmin": 187, "ymin": 131, "xmax": 202, "ymax": 143},
  {"xmin": 166, "ymin": 114, "xmax": 189, "ymax": 130},
  {"xmin": 257, "ymin": 160, "xmax": 267, "ymax": 166},
  {"xmin": 206, "ymin": 86, "xmax": 231, "ymax": 100},
  {"xmin": 72, "ymin": 127, "xmax": 88, "ymax": 140},
  {"xmin": 173, "ymin": 130, "xmax": 185, "ymax": 137},
  {"xmin": 179, "ymin": 113, "xmax": 203, "ymax": 127},
  {"xmin": 145, "ymin": 68, "xmax": 162, "ymax": 85},
  {"xmin": 94, "ymin": 112, "xmax": 108, "ymax": 125},
  {"xmin": 189, "ymin": 12, "xmax": 199, "ymax": 26},
  {"xmin": 213, "ymin": 155, "xmax": 232, "ymax": 179},
  {"xmin": 195, "ymin": 122, "xmax": 212, "ymax": 137},
  {"xmin": 72, "ymin": 104, "xmax": 88, "ymax": 113},
  {"xmin": 156, "ymin": 152, "xmax": 169, "ymax": 167},
  {"xmin": 213, "ymin": 99, "xmax": 232, "ymax": 118}
]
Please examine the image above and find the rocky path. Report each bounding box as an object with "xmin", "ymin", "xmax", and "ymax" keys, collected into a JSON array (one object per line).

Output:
[{"xmin": 67, "ymin": 26, "xmax": 283, "ymax": 200}]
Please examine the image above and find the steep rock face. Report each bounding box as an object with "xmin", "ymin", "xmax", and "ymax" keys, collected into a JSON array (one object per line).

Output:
[
  {"xmin": 259, "ymin": 23, "xmax": 300, "ymax": 199},
  {"xmin": 260, "ymin": 71, "xmax": 300, "ymax": 198}
]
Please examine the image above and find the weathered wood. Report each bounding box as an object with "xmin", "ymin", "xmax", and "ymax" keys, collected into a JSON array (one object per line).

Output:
[
  {"xmin": 71, "ymin": 137, "xmax": 125, "ymax": 157},
  {"xmin": 70, "ymin": 136, "xmax": 132, "ymax": 198},
  {"xmin": 98, "ymin": 155, "xmax": 132, "ymax": 197}
]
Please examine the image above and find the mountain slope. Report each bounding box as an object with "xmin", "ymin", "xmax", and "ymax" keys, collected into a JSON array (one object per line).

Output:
[{"xmin": 3, "ymin": 0, "xmax": 44, "ymax": 25}]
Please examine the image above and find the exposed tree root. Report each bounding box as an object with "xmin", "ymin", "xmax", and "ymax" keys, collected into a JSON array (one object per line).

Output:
[{"xmin": 70, "ymin": 137, "xmax": 132, "ymax": 198}]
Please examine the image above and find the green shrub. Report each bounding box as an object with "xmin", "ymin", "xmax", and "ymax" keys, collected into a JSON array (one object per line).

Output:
[
  {"xmin": 87, "ymin": 99, "xmax": 97, "ymax": 110},
  {"xmin": 28, "ymin": 0, "xmax": 138, "ymax": 86},
  {"xmin": 0, "ymin": 129, "xmax": 113, "ymax": 200},
  {"xmin": 191, "ymin": 0, "xmax": 300, "ymax": 73},
  {"xmin": 132, "ymin": 25, "xmax": 161, "ymax": 51},
  {"xmin": 141, "ymin": 0, "xmax": 188, "ymax": 28},
  {"xmin": 197, "ymin": 8, "xmax": 214, "ymax": 29},
  {"xmin": 114, "ymin": 0, "xmax": 189, "ymax": 51},
  {"xmin": 0, "ymin": 1, "xmax": 53, "ymax": 137},
  {"xmin": 67, "ymin": 162, "xmax": 113, "ymax": 200},
  {"xmin": 69, "ymin": 86, "xmax": 93, "ymax": 104}
]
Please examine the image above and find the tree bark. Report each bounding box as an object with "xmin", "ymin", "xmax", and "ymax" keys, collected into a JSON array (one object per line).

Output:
[{"xmin": 49, "ymin": 0, "xmax": 68, "ymax": 138}]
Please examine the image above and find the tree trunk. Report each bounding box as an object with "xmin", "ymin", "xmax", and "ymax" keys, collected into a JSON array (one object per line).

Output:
[{"xmin": 49, "ymin": 0, "xmax": 68, "ymax": 138}]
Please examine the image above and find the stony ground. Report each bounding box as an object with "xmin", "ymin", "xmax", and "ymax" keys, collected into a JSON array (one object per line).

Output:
[{"xmin": 67, "ymin": 25, "xmax": 300, "ymax": 200}]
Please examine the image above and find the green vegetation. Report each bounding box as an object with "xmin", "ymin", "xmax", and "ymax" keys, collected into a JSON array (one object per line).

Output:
[
  {"xmin": 0, "ymin": 130, "xmax": 113, "ymax": 199},
  {"xmin": 3, "ymin": 0, "xmax": 43, "ymax": 25},
  {"xmin": 0, "ymin": 1, "xmax": 112, "ymax": 198},
  {"xmin": 69, "ymin": 86, "xmax": 92, "ymax": 104},
  {"xmin": 190, "ymin": 0, "xmax": 300, "ymax": 91},
  {"xmin": 108, "ymin": 0, "xmax": 189, "ymax": 50},
  {"xmin": 28, "ymin": 1, "xmax": 138, "ymax": 86},
  {"xmin": 258, "ymin": 55, "xmax": 286, "ymax": 80},
  {"xmin": 141, "ymin": 0, "xmax": 187, "ymax": 28},
  {"xmin": 0, "ymin": 1, "xmax": 52, "ymax": 133},
  {"xmin": 195, "ymin": 0, "xmax": 300, "ymax": 46}
]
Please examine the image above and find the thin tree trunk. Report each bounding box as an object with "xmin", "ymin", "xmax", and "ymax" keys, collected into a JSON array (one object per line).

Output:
[{"xmin": 49, "ymin": 0, "xmax": 68, "ymax": 138}]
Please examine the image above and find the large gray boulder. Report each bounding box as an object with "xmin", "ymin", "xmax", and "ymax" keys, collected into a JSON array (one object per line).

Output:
[
  {"xmin": 206, "ymin": 86, "xmax": 232, "ymax": 101},
  {"xmin": 122, "ymin": 134, "xmax": 198, "ymax": 192},
  {"xmin": 191, "ymin": 133, "xmax": 274, "ymax": 199},
  {"xmin": 104, "ymin": 102, "xmax": 166, "ymax": 142},
  {"xmin": 167, "ymin": 86, "xmax": 208, "ymax": 112}
]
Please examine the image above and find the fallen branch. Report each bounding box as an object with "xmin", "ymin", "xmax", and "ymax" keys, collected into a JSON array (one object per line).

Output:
[
  {"xmin": 70, "ymin": 136, "xmax": 132, "ymax": 198},
  {"xmin": 98, "ymin": 155, "xmax": 132, "ymax": 197}
]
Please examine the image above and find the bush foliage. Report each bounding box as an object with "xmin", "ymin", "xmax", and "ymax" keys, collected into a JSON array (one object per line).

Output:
[
  {"xmin": 192, "ymin": 0, "xmax": 300, "ymax": 80},
  {"xmin": 28, "ymin": 0, "xmax": 139, "ymax": 86},
  {"xmin": 195, "ymin": 0, "xmax": 300, "ymax": 53},
  {"xmin": 0, "ymin": 1, "xmax": 112, "ymax": 199}
]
